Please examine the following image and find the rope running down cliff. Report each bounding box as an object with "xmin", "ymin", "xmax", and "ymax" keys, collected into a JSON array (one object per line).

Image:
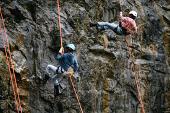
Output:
[
  {"xmin": 56, "ymin": 0, "xmax": 63, "ymax": 48},
  {"xmin": 127, "ymin": 37, "xmax": 146, "ymax": 113},
  {"xmin": 0, "ymin": 7, "xmax": 23, "ymax": 113},
  {"xmin": 55, "ymin": 1, "xmax": 84, "ymax": 113}
]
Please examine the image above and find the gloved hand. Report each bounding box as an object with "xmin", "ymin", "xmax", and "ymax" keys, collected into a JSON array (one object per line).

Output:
[
  {"xmin": 59, "ymin": 47, "xmax": 64, "ymax": 54},
  {"xmin": 74, "ymin": 73, "xmax": 79, "ymax": 79},
  {"xmin": 120, "ymin": 11, "xmax": 123, "ymax": 17},
  {"xmin": 67, "ymin": 67, "xmax": 74, "ymax": 76}
]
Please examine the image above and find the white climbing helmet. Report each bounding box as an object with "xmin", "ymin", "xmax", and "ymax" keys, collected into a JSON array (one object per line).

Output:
[
  {"xmin": 66, "ymin": 44, "xmax": 76, "ymax": 51},
  {"xmin": 129, "ymin": 10, "xmax": 137, "ymax": 17}
]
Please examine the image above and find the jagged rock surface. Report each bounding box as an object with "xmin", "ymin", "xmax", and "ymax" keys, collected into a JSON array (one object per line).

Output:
[{"xmin": 0, "ymin": 0, "xmax": 170, "ymax": 113}]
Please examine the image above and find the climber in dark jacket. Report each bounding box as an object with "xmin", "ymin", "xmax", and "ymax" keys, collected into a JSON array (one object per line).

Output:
[
  {"xmin": 46, "ymin": 44, "xmax": 79, "ymax": 96},
  {"xmin": 46, "ymin": 43, "xmax": 78, "ymax": 75}
]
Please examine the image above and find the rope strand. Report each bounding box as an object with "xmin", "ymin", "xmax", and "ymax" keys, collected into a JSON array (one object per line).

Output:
[
  {"xmin": 127, "ymin": 38, "xmax": 145, "ymax": 113},
  {"xmin": 0, "ymin": 7, "xmax": 22, "ymax": 113},
  {"xmin": 54, "ymin": 0, "xmax": 84, "ymax": 112},
  {"xmin": 56, "ymin": 0, "xmax": 63, "ymax": 48},
  {"xmin": 69, "ymin": 76, "xmax": 84, "ymax": 113}
]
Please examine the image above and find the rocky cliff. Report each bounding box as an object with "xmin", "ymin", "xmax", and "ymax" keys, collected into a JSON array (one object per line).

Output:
[{"xmin": 0, "ymin": 0, "xmax": 170, "ymax": 113}]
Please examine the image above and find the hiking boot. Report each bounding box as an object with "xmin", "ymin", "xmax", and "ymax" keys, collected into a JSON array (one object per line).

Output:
[
  {"xmin": 54, "ymin": 80, "xmax": 63, "ymax": 96},
  {"xmin": 41, "ymin": 73, "xmax": 50, "ymax": 84},
  {"xmin": 89, "ymin": 22, "xmax": 97, "ymax": 27}
]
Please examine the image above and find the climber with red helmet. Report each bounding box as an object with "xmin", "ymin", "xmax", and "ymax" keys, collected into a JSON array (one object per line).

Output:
[
  {"xmin": 90, "ymin": 10, "xmax": 138, "ymax": 45},
  {"xmin": 45, "ymin": 43, "xmax": 79, "ymax": 96}
]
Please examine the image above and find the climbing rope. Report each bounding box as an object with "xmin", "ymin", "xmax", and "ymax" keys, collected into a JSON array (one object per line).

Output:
[
  {"xmin": 54, "ymin": 1, "xmax": 84, "ymax": 112},
  {"xmin": 0, "ymin": 7, "xmax": 22, "ymax": 113},
  {"xmin": 68, "ymin": 73, "xmax": 84, "ymax": 113},
  {"xmin": 134, "ymin": 65, "xmax": 145, "ymax": 113},
  {"xmin": 127, "ymin": 37, "xmax": 146, "ymax": 113},
  {"xmin": 56, "ymin": 0, "xmax": 63, "ymax": 48}
]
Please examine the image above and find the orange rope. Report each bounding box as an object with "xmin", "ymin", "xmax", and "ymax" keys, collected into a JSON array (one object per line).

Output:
[
  {"xmin": 134, "ymin": 66, "xmax": 145, "ymax": 113},
  {"xmin": 0, "ymin": 7, "xmax": 22, "ymax": 113},
  {"xmin": 56, "ymin": 0, "xmax": 63, "ymax": 48},
  {"xmin": 69, "ymin": 75, "xmax": 84, "ymax": 113},
  {"xmin": 127, "ymin": 42, "xmax": 145, "ymax": 113},
  {"xmin": 54, "ymin": 1, "xmax": 84, "ymax": 112}
]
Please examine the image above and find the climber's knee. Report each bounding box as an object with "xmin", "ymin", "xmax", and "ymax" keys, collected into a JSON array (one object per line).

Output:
[
  {"xmin": 56, "ymin": 66, "xmax": 65, "ymax": 74},
  {"xmin": 46, "ymin": 64, "xmax": 58, "ymax": 74}
]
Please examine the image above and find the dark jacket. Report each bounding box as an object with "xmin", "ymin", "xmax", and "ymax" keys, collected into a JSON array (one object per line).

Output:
[{"xmin": 55, "ymin": 52, "xmax": 79, "ymax": 73}]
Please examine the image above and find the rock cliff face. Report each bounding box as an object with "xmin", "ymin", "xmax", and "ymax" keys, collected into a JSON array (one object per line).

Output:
[{"xmin": 0, "ymin": 0, "xmax": 170, "ymax": 113}]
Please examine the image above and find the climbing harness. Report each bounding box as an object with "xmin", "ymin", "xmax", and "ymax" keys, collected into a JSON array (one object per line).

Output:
[
  {"xmin": 127, "ymin": 37, "xmax": 146, "ymax": 113},
  {"xmin": 0, "ymin": 7, "xmax": 22, "ymax": 113}
]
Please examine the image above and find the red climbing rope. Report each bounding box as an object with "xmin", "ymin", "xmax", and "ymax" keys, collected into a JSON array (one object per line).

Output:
[
  {"xmin": 69, "ymin": 75, "xmax": 84, "ymax": 113},
  {"xmin": 56, "ymin": 0, "xmax": 63, "ymax": 48},
  {"xmin": 54, "ymin": 1, "xmax": 84, "ymax": 112},
  {"xmin": 0, "ymin": 7, "xmax": 22, "ymax": 113},
  {"xmin": 134, "ymin": 69, "xmax": 145, "ymax": 113},
  {"xmin": 127, "ymin": 39, "xmax": 145, "ymax": 113}
]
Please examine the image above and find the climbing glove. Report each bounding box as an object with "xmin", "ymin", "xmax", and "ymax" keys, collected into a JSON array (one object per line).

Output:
[{"xmin": 59, "ymin": 47, "xmax": 64, "ymax": 54}]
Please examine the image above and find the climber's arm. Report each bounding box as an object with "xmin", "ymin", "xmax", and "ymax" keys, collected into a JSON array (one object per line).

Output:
[
  {"xmin": 119, "ymin": 11, "xmax": 123, "ymax": 20},
  {"xmin": 73, "ymin": 58, "xmax": 79, "ymax": 73},
  {"xmin": 55, "ymin": 47, "xmax": 64, "ymax": 60}
]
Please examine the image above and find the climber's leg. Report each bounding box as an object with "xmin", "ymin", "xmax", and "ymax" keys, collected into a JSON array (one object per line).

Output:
[
  {"xmin": 116, "ymin": 25, "xmax": 127, "ymax": 35},
  {"xmin": 97, "ymin": 22, "xmax": 118, "ymax": 31},
  {"xmin": 46, "ymin": 64, "xmax": 58, "ymax": 74},
  {"xmin": 54, "ymin": 79, "xmax": 66, "ymax": 96},
  {"xmin": 56, "ymin": 66, "xmax": 65, "ymax": 74},
  {"xmin": 90, "ymin": 21, "xmax": 126, "ymax": 35},
  {"xmin": 43, "ymin": 65, "xmax": 58, "ymax": 82},
  {"xmin": 45, "ymin": 65, "xmax": 65, "ymax": 81},
  {"xmin": 46, "ymin": 65, "xmax": 65, "ymax": 75}
]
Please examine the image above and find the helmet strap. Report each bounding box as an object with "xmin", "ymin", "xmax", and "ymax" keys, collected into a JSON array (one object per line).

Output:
[{"xmin": 129, "ymin": 14, "xmax": 136, "ymax": 20}]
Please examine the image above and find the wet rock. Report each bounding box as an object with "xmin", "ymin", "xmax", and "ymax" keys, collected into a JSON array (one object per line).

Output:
[
  {"xmin": 162, "ymin": 5, "xmax": 170, "ymax": 11},
  {"xmin": 163, "ymin": 14, "xmax": 170, "ymax": 25},
  {"xmin": 12, "ymin": 51, "xmax": 27, "ymax": 74},
  {"xmin": 89, "ymin": 45, "xmax": 116, "ymax": 59},
  {"xmin": 9, "ymin": 1, "xmax": 32, "ymax": 22}
]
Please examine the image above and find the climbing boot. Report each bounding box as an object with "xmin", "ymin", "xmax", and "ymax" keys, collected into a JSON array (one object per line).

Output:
[
  {"xmin": 41, "ymin": 70, "xmax": 51, "ymax": 84},
  {"xmin": 54, "ymin": 80, "xmax": 64, "ymax": 96},
  {"xmin": 44, "ymin": 73, "xmax": 50, "ymax": 81},
  {"xmin": 89, "ymin": 22, "xmax": 97, "ymax": 27}
]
